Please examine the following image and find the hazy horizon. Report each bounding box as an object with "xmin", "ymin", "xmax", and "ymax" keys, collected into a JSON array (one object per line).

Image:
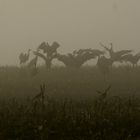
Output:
[{"xmin": 0, "ymin": 0, "xmax": 140, "ymax": 65}]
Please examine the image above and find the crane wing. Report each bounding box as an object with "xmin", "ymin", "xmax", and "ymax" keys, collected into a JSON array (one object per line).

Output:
[
  {"xmin": 51, "ymin": 41, "xmax": 60, "ymax": 50},
  {"xmin": 116, "ymin": 50, "xmax": 132, "ymax": 57},
  {"xmin": 92, "ymin": 49, "xmax": 105, "ymax": 56},
  {"xmin": 33, "ymin": 51, "xmax": 46, "ymax": 61},
  {"xmin": 120, "ymin": 54, "xmax": 133, "ymax": 61},
  {"xmin": 38, "ymin": 42, "xmax": 48, "ymax": 53}
]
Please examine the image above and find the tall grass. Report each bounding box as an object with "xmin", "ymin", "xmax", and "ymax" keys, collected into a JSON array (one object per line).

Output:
[
  {"xmin": 0, "ymin": 66, "xmax": 140, "ymax": 139},
  {"xmin": 0, "ymin": 89, "xmax": 140, "ymax": 139},
  {"xmin": 0, "ymin": 66, "xmax": 140, "ymax": 99}
]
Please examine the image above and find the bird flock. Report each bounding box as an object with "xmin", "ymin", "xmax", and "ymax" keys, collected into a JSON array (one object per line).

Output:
[{"xmin": 19, "ymin": 42, "xmax": 140, "ymax": 76}]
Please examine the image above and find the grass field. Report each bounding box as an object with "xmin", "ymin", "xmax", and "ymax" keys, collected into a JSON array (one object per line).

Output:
[
  {"xmin": 0, "ymin": 66, "xmax": 140, "ymax": 98},
  {"xmin": 0, "ymin": 66, "xmax": 140, "ymax": 139}
]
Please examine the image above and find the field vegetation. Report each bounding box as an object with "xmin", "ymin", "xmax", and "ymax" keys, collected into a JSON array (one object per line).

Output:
[{"xmin": 0, "ymin": 66, "xmax": 140, "ymax": 139}]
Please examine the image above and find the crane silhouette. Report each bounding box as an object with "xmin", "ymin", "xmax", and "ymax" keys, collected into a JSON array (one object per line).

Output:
[
  {"xmin": 56, "ymin": 49, "xmax": 104, "ymax": 68},
  {"xmin": 28, "ymin": 49, "xmax": 40, "ymax": 76},
  {"xmin": 19, "ymin": 49, "xmax": 31, "ymax": 66},
  {"xmin": 100, "ymin": 43, "xmax": 132, "ymax": 65},
  {"xmin": 38, "ymin": 41, "xmax": 60, "ymax": 56},
  {"xmin": 28, "ymin": 55, "xmax": 38, "ymax": 68},
  {"xmin": 97, "ymin": 55, "xmax": 113, "ymax": 82},
  {"xmin": 34, "ymin": 41, "xmax": 60, "ymax": 69},
  {"xmin": 121, "ymin": 53, "xmax": 140, "ymax": 67}
]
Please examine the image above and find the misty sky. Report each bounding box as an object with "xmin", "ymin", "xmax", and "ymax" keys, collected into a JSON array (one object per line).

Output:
[{"xmin": 0, "ymin": 0, "xmax": 140, "ymax": 65}]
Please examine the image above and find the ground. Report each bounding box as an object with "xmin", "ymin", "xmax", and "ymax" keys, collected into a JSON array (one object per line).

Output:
[{"xmin": 0, "ymin": 66, "xmax": 140, "ymax": 139}]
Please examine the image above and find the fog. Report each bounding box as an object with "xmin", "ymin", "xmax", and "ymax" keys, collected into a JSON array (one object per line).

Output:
[{"xmin": 0, "ymin": 0, "xmax": 140, "ymax": 65}]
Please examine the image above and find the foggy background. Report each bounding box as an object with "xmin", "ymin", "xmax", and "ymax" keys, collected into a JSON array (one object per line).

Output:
[{"xmin": 0, "ymin": 0, "xmax": 140, "ymax": 65}]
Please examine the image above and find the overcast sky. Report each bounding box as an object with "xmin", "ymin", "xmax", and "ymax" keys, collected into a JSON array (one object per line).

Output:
[{"xmin": 0, "ymin": 0, "xmax": 140, "ymax": 65}]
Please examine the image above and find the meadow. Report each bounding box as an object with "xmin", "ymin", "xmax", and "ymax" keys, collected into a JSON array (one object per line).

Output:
[{"xmin": 0, "ymin": 66, "xmax": 140, "ymax": 139}]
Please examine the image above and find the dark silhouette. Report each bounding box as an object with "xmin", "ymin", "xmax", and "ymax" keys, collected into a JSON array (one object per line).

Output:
[
  {"xmin": 34, "ymin": 42, "xmax": 60, "ymax": 69},
  {"xmin": 56, "ymin": 49, "xmax": 104, "ymax": 68},
  {"xmin": 19, "ymin": 49, "xmax": 31, "ymax": 66},
  {"xmin": 121, "ymin": 53, "xmax": 140, "ymax": 67},
  {"xmin": 100, "ymin": 43, "xmax": 132, "ymax": 65},
  {"xmin": 28, "ymin": 56, "xmax": 38, "ymax": 68},
  {"xmin": 97, "ymin": 55, "xmax": 113, "ymax": 82},
  {"xmin": 28, "ymin": 48, "xmax": 40, "ymax": 68}
]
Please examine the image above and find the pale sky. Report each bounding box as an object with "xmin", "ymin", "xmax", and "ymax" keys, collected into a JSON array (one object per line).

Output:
[{"xmin": 0, "ymin": 0, "xmax": 140, "ymax": 65}]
